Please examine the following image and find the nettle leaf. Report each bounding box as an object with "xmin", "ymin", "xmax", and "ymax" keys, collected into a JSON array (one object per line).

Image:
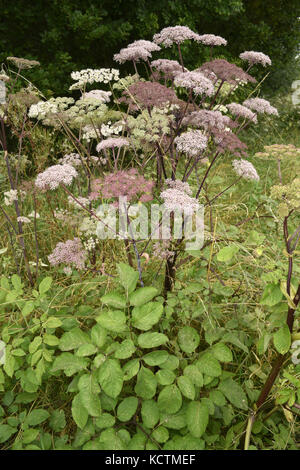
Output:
[
  {"xmin": 51, "ymin": 353, "xmax": 88, "ymax": 376},
  {"xmin": 101, "ymin": 292, "xmax": 127, "ymax": 309},
  {"xmin": 138, "ymin": 332, "xmax": 168, "ymax": 349},
  {"xmin": 117, "ymin": 397, "xmax": 138, "ymax": 422},
  {"xmin": 39, "ymin": 276, "xmax": 53, "ymax": 295},
  {"xmin": 183, "ymin": 365, "xmax": 203, "ymax": 387},
  {"xmin": 273, "ymin": 325, "xmax": 291, "ymax": 354},
  {"xmin": 91, "ymin": 324, "xmax": 107, "ymax": 349},
  {"xmin": 131, "ymin": 302, "xmax": 163, "ymax": 330},
  {"xmin": 117, "ymin": 263, "xmax": 139, "ymax": 295},
  {"xmin": 196, "ymin": 353, "xmax": 222, "ymax": 377},
  {"xmin": 186, "ymin": 401, "xmax": 209, "ymax": 438},
  {"xmin": 129, "ymin": 287, "xmax": 158, "ymax": 307},
  {"xmin": 211, "ymin": 342, "xmax": 233, "ymax": 363},
  {"xmin": 59, "ymin": 328, "xmax": 91, "ymax": 351},
  {"xmin": 141, "ymin": 400, "xmax": 160, "ymax": 428},
  {"xmin": 260, "ymin": 283, "xmax": 283, "ymax": 307},
  {"xmin": 26, "ymin": 409, "xmax": 50, "ymax": 426},
  {"xmin": 178, "ymin": 326, "xmax": 200, "ymax": 354},
  {"xmin": 217, "ymin": 245, "xmax": 239, "ymax": 262},
  {"xmin": 218, "ymin": 378, "xmax": 248, "ymax": 410},
  {"xmin": 177, "ymin": 376, "xmax": 195, "ymax": 400},
  {"xmin": 135, "ymin": 366, "xmax": 157, "ymax": 399},
  {"xmin": 96, "ymin": 310, "xmax": 127, "ymax": 333},
  {"xmin": 98, "ymin": 359, "xmax": 124, "ymax": 399},
  {"xmin": 72, "ymin": 393, "xmax": 88, "ymax": 429},
  {"xmin": 78, "ymin": 374, "xmax": 101, "ymax": 417},
  {"xmin": 114, "ymin": 339, "xmax": 136, "ymax": 359},
  {"xmin": 143, "ymin": 350, "xmax": 169, "ymax": 366},
  {"xmin": 157, "ymin": 385, "xmax": 182, "ymax": 414}
]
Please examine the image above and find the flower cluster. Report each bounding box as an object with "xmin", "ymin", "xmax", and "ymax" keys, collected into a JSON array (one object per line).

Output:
[
  {"xmin": 114, "ymin": 47, "xmax": 151, "ymax": 64},
  {"xmin": 270, "ymin": 178, "xmax": 300, "ymax": 216},
  {"xmin": 153, "ymin": 26, "xmax": 200, "ymax": 47},
  {"xmin": 82, "ymin": 90, "xmax": 112, "ymax": 104},
  {"xmin": 213, "ymin": 130, "xmax": 248, "ymax": 157},
  {"xmin": 35, "ymin": 164, "xmax": 78, "ymax": 190},
  {"xmin": 69, "ymin": 68, "xmax": 120, "ymax": 90},
  {"xmin": 175, "ymin": 130, "xmax": 208, "ymax": 157},
  {"xmin": 227, "ymin": 103, "xmax": 258, "ymax": 123},
  {"xmin": 127, "ymin": 40, "xmax": 161, "ymax": 52},
  {"xmin": 239, "ymin": 51, "xmax": 272, "ymax": 67},
  {"xmin": 17, "ymin": 216, "xmax": 31, "ymax": 224},
  {"xmin": 197, "ymin": 34, "xmax": 227, "ymax": 47},
  {"xmin": 174, "ymin": 71, "xmax": 214, "ymax": 96},
  {"xmin": 232, "ymin": 159, "xmax": 260, "ymax": 181},
  {"xmin": 4, "ymin": 189, "xmax": 18, "ymax": 206},
  {"xmin": 7, "ymin": 56, "xmax": 40, "ymax": 69},
  {"xmin": 165, "ymin": 179, "xmax": 192, "ymax": 195},
  {"xmin": 243, "ymin": 98, "xmax": 278, "ymax": 116},
  {"xmin": 100, "ymin": 120, "xmax": 124, "ymax": 138},
  {"xmin": 48, "ymin": 238, "xmax": 87, "ymax": 271},
  {"xmin": 96, "ymin": 137, "xmax": 129, "ymax": 152},
  {"xmin": 151, "ymin": 59, "xmax": 187, "ymax": 79},
  {"xmin": 255, "ymin": 144, "xmax": 300, "ymax": 160},
  {"xmin": 119, "ymin": 81, "xmax": 179, "ymax": 111},
  {"xmin": 152, "ymin": 240, "xmax": 175, "ymax": 260},
  {"xmin": 182, "ymin": 109, "xmax": 234, "ymax": 131},
  {"xmin": 198, "ymin": 59, "xmax": 256, "ymax": 85},
  {"xmin": 160, "ymin": 187, "xmax": 199, "ymax": 215}
]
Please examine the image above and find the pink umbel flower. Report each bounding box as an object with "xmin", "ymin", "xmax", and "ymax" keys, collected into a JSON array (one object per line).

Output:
[
  {"xmin": 232, "ymin": 159, "xmax": 260, "ymax": 181},
  {"xmin": 48, "ymin": 238, "xmax": 87, "ymax": 270},
  {"xmin": 82, "ymin": 90, "xmax": 112, "ymax": 103},
  {"xmin": 239, "ymin": 51, "xmax": 271, "ymax": 67},
  {"xmin": 153, "ymin": 26, "xmax": 201, "ymax": 47},
  {"xmin": 90, "ymin": 169, "xmax": 154, "ymax": 203},
  {"xmin": 227, "ymin": 103, "xmax": 258, "ymax": 123},
  {"xmin": 174, "ymin": 71, "xmax": 214, "ymax": 96},
  {"xmin": 113, "ymin": 46, "xmax": 151, "ymax": 64},
  {"xmin": 96, "ymin": 138, "xmax": 129, "ymax": 152},
  {"xmin": 35, "ymin": 164, "xmax": 78, "ymax": 190},
  {"xmin": 213, "ymin": 130, "xmax": 248, "ymax": 157},
  {"xmin": 197, "ymin": 34, "xmax": 227, "ymax": 47},
  {"xmin": 152, "ymin": 240, "xmax": 175, "ymax": 260},
  {"xmin": 160, "ymin": 188, "xmax": 199, "ymax": 215},
  {"xmin": 151, "ymin": 59, "xmax": 187, "ymax": 79},
  {"xmin": 243, "ymin": 97, "xmax": 278, "ymax": 116},
  {"xmin": 127, "ymin": 40, "xmax": 161, "ymax": 52},
  {"xmin": 165, "ymin": 179, "xmax": 192, "ymax": 195},
  {"xmin": 198, "ymin": 59, "xmax": 256, "ymax": 85},
  {"xmin": 119, "ymin": 81, "xmax": 179, "ymax": 110},
  {"xmin": 182, "ymin": 110, "xmax": 235, "ymax": 131},
  {"xmin": 174, "ymin": 130, "xmax": 208, "ymax": 156}
]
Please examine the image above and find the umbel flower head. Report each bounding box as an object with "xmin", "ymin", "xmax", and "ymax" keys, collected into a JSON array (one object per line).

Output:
[
  {"xmin": 197, "ymin": 34, "xmax": 227, "ymax": 47},
  {"xmin": 174, "ymin": 71, "xmax": 214, "ymax": 96},
  {"xmin": 197, "ymin": 59, "xmax": 256, "ymax": 85},
  {"xmin": 35, "ymin": 164, "xmax": 78, "ymax": 190},
  {"xmin": 243, "ymin": 97, "xmax": 278, "ymax": 116},
  {"xmin": 182, "ymin": 109, "xmax": 235, "ymax": 131},
  {"xmin": 127, "ymin": 40, "xmax": 161, "ymax": 52},
  {"xmin": 160, "ymin": 187, "xmax": 199, "ymax": 215},
  {"xmin": 119, "ymin": 81, "xmax": 179, "ymax": 110},
  {"xmin": 96, "ymin": 137, "xmax": 129, "ymax": 152},
  {"xmin": 232, "ymin": 159, "xmax": 260, "ymax": 181},
  {"xmin": 255, "ymin": 144, "xmax": 300, "ymax": 160},
  {"xmin": 113, "ymin": 46, "xmax": 151, "ymax": 64},
  {"xmin": 239, "ymin": 51, "xmax": 271, "ymax": 67},
  {"xmin": 175, "ymin": 130, "xmax": 208, "ymax": 157},
  {"xmin": 7, "ymin": 56, "xmax": 40, "ymax": 69},
  {"xmin": 48, "ymin": 238, "xmax": 87, "ymax": 271},
  {"xmin": 153, "ymin": 25, "xmax": 201, "ymax": 47},
  {"xmin": 227, "ymin": 103, "xmax": 258, "ymax": 123},
  {"xmin": 151, "ymin": 59, "xmax": 187, "ymax": 79}
]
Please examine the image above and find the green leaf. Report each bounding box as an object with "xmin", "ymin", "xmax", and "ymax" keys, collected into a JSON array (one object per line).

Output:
[
  {"xmin": 257, "ymin": 333, "xmax": 272, "ymax": 355},
  {"xmin": 117, "ymin": 397, "xmax": 138, "ymax": 422},
  {"xmin": 196, "ymin": 353, "xmax": 222, "ymax": 377},
  {"xmin": 76, "ymin": 344, "xmax": 98, "ymax": 357},
  {"xmin": 22, "ymin": 301, "xmax": 35, "ymax": 317},
  {"xmin": 178, "ymin": 326, "xmax": 200, "ymax": 354},
  {"xmin": 117, "ymin": 263, "xmax": 139, "ymax": 295},
  {"xmin": 156, "ymin": 369, "xmax": 176, "ymax": 385},
  {"xmin": 221, "ymin": 332, "xmax": 249, "ymax": 353},
  {"xmin": 26, "ymin": 409, "xmax": 50, "ymax": 426},
  {"xmin": 49, "ymin": 410, "xmax": 66, "ymax": 432},
  {"xmin": 177, "ymin": 376, "xmax": 195, "ymax": 400},
  {"xmin": 143, "ymin": 350, "xmax": 168, "ymax": 366},
  {"xmin": 183, "ymin": 365, "xmax": 203, "ymax": 387},
  {"xmin": 43, "ymin": 334, "xmax": 59, "ymax": 346},
  {"xmin": 59, "ymin": 327, "xmax": 91, "ymax": 351},
  {"xmin": 129, "ymin": 287, "xmax": 158, "ymax": 307},
  {"xmin": 51, "ymin": 353, "xmax": 88, "ymax": 376},
  {"xmin": 114, "ymin": 339, "xmax": 136, "ymax": 359},
  {"xmin": 39, "ymin": 277, "xmax": 53, "ymax": 295},
  {"xmin": 123, "ymin": 358, "xmax": 140, "ymax": 381},
  {"xmin": 138, "ymin": 332, "xmax": 168, "ymax": 349},
  {"xmin": 260, "ymin": 283, "xmax": 283, "ymax": 307},
  {"xmin": 217, "ymin": 245, "xmax": 239, "ymax": 262},
  {"xmin": 135, "ymin": 366, "xmax": 157, "ymax": 399},
  {"xmin": 273, "ymin": 325, "xmax": 291, "ymax": 354},
  {"xmin": 78, "ymin": 374, "xmax": 101, "ymax": 417},
  {"xmin": 43, "ymin": 317, "xmax": 62, "ymax": 329},
  {"xmin": 218, "ymin": 378, "xmax": 248, "ymax": 410},
  {"xmin": 95, "ymin": 413, "xmax": 115, "ymax": 429},
  {"xmin": 186, "ymin": 401, "xmax": 209, "ymax": 438},
  {"xmin": 0, "ymin": 424, "xmax": 18, "ymax": 443},
  {"xmin": 22, "ymin": 428, "xmax": 40, "ymax": 444},
  {"xmin": 98, "ymin": 359, "xmax": 123, "ymax": 398},
  {"xmin": 72, "ymin": 394, "xmax": 88, "ymax": 429},
  {"xmin": 131, "ymin": 302, "xmax": 163, "ymax": 330},
  {"xmin": 211, "ymin": 342, "xmax": 233, "ymax": 363},
  {"xmin": 152, "ymin": 426, "xmax": 169, "ymax": 443},
  {"xmin": 91, "ymin": 324, "xmax": 107, "ymax": 348},
  {"xmin": 209, "ymin": 390, "xmax": 226, "ymax": 407},
  {"xmin": 141, "ymin": 400, "xmax": 160, "ymax": 428},
  {"xmin": 157, "ymin": 385, "xmax": 182, "ymax": 414},
  {"xmin": 101, "ymin": 292, "xmax": 127, "ymax": 309},
  {"xmin": 96, "ymin": 310, "xmax": 127, "ymax": 333}
]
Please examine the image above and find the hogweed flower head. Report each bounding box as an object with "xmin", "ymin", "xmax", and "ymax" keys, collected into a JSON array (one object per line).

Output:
[
  {"xmin": 232, "ymin": 159, "xmax": 260, "ymax": 181},
  {"xmin": 198, "ymin": 59, "xmax": 256, "ymax": 85},
  {"xmin": 35, "ymin": 164, "xmax": 78, "ymax": 190},
  {"xmin": 197, "ymin": 34, "xmax": 227, "ymax": 47},
  {"xmin": 174, "ymin": 71, "xmax": 214, "ymax": 96},
  {"xmin": 227, "ymin": 103, "xmax": 258, "ymax": 123},
  {"xmin": 243, "ymin": 97, "xmax": 278, "ymax": 116},
  {"xmin": 153, "ymin": 26, "xmax": 201, "ymax": 47},
  {"xmin": 182, "ymin": 109, "xmax": 235, "ymax": 131},
  {"xmin": 7, "ymin": 56, "xmax": 40, "ymax": 69},
  {"xmin": 48, "ymin": 238, "xmax": 87, "ymax": 271},
  {"xmin": 96, "ymin": 137, "xmax": 129, "ymax": 152},
  {"xmin": 114, "ymin": 46, "xmax": 151, "ymax": 64},
  {"xmin": 239, "ymin": 51, "xmax": 271, "ymax": 67},
  {"xmin": 175, "ymin": 130, "xmax": 208, "ymax": 156},
  {"xmin": 82, "ymin": 90, "xmax": 112, "ymax": 104},
  {"xmin": 160, "ymin": 187, "xmax": 199, "ymax": 215},
  {"xmin": 119, "ymin": 81, "xmax": 179, "ymax": 110},
  {"xmin": 165, "ymin": 179, "xmax": 192, "ymax": 195},
  {"xmin": 127, "ymin": 40, "xmax": 161, "ymax": 52},
  {"xmin": 151, "ymin": 59, "xmax": 187, "ymax": 79}
]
